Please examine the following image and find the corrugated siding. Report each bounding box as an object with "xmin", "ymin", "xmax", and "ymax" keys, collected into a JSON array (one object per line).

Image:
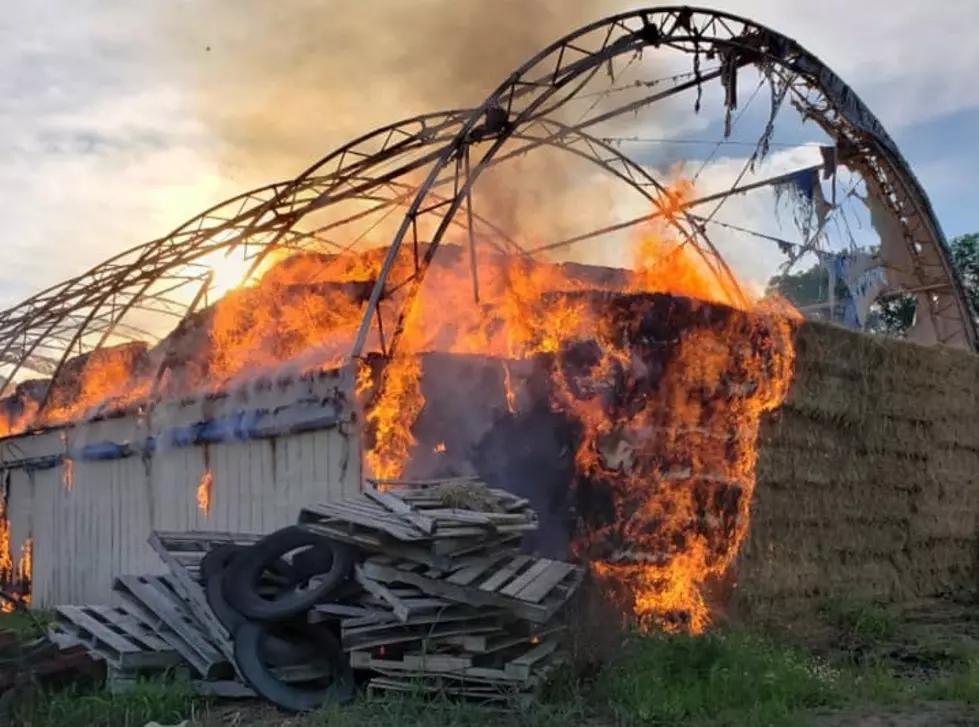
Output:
[
  {"xmin": 26, "ymin": 425, "xmax": 358, "ymax": 607},
  {"xmin": 6, "ymin": 368, "xmax": 362, "ymax": 607},
  {"xmin": 32, "ymin": 456, "xmax": 155, "ymax": 606},
  {"xmin": 6, "ymin": 468, "xmax": 33, "ymax": 566}
]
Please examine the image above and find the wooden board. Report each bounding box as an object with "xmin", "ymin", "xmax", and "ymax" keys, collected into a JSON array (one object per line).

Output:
[
  {"xmin": 340, "ymin": 617, "xmax": 504, "ymax": 652},
  {"xmin": 366, "ymin": 676, "xmax": 533, "ymax": 709},
  {"xmin": 302, "ymin": 498, "xmax": 536, "ymax": 542},
  {"xmin": 298, "ymin": 521, "xmax": 455, "ymax": 571},
  {"xmin": 113, "ymin": 574, "xmax": 230, "ymax": 680},
  {"xmin": 148, "ymin": 532, "xmax": 236, "ymax": 667},
  {"xmin": 361, "ymin": 555, "xmax": 582, "ymax": 624},
  {"xmin": 301, "ymin": 499, "xmax": 429, "ymax": 542},
  {"xmin": 363, "ymin": 642, "xmax": 566, "ymax": 687},
  {"xmin": 442, "ymin": 624, "xmax": 567, "ymax": 655},
  {"xmin": 53, "ymin": 605, "xmax": 182, "ymax": 671},
  {"xmin": 363, "ymin": 486, "xmax": 436, "ymax": 535}
]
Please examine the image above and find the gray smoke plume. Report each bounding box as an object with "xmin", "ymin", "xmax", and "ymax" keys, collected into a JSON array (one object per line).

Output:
[{"xmin": 155, "ymin": 0, "xmax": 633, "ymax": 181}]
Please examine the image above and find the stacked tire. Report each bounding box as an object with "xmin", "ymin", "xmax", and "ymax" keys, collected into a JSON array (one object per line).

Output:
[{"xmin": 202, "ymin": 526, "xmax": 358, "ymax": 711}]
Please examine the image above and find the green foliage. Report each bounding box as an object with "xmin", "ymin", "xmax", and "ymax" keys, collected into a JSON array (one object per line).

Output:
[
  {"xmin": 948, "ymin": 232, "xmax": 979, "ymax": 318},
  {"xmin": 0, "ymin": 609, "xmax": 49, "ymax": 639},
  {"xmin": 767, "ymin": 262, "xmax": 849, "ymax": 321},
  {"xmin": 767, "ymin": 233, "xmax": 979, "ymax": 337}
]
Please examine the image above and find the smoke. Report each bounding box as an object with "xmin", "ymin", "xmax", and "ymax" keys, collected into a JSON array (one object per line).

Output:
[{"xmin": 156, "ymin": 0, "xmax": 632, "ymax": 182}]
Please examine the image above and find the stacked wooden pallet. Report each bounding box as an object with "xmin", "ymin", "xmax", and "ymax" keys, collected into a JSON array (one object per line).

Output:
[
  {"xmin": 49, "ymin": 477, "xmax": 582, "ymax": 708},
  {"xmin": 299, "ymin": 479, "xmax": 582, "ymax": 705},
  {"xmin": 51, "ymin": 572, "xmax": 243, "ymax": 694}
]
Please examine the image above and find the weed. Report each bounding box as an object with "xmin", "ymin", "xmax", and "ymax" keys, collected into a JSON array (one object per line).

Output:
[
  {"xmin": 924, "ymin": 657, "xmax": 979, "ymax": 705},
  {"xmin": 591, "ymin": 631, "xmax": 846, "ymax": 726},
  {"xmin": 821, "ymin": 598, "xmax": 898, "ymax": 645},
  {"xmin": 0, "ymin": 609, "xmax": 52, "ymax": 639},
  {"xmin": 6, "ymin": 679, "xmax": 201, "ymax": 727}
]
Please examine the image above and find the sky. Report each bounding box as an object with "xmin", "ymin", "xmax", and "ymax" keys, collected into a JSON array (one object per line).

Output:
[{"xmin": 1, "ymin": 0, "xmax": 977, "ymax": 309}]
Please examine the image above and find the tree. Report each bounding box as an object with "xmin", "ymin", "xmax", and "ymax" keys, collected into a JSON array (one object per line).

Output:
[
  {"xmin": 767, "ymin": 233, "xmax": 979, "ymax": 337},
  {"xmin": 766, "ymin": 261, "xmax": 849, "ymax": 323},
  {"xmin": 947, "ymin": 232, "xmax": 979, "ymax": 318}
]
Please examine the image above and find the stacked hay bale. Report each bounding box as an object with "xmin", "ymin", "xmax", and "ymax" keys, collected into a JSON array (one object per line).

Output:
[{"xmin": 740, "ymin": 320, "xmax": 979, "ymax": 614}]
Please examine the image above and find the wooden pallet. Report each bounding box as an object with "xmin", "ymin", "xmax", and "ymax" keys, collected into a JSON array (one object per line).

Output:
[
  {"xmin": 150, "ymin": 530, "xmax": 263, "ymax": 582},
  {"xmin": 370, "ymin": 478, "xmax": 533, "ymax": 514},
  {"xmin": 148, "ymin": 530, "xmax": 260, "ymax": 667},
  {"xmin": 442, "ymin": 622, "xmax": 567, "ymax": 655},
  {"xmin": 351, "ymin": 637, "xmax": 565, "ymax": 687},
  {"xmin": 360, "ymin": 553, "xmax": 583, "ymax": 624},
  {"xmin": 113, "ymin": 574, "xmax": 232, "ymax": 680},
  {"xmin": 299, "ymin": 516, "xmax": 520, "ymax": 571},
  {"xmin": 366, "ymin": 675, "xmax": 532, "ymax": 708},
  {"xmin": 52, "ymin": 605, "xmax": 183, "ymax": 671},
  {"xmin": 300, "ymin": 493, "xmax": 537, "ymax": 545},
  {"xmin": 339, "ymin": 614, "xmax": 505, "ymax": 652}
]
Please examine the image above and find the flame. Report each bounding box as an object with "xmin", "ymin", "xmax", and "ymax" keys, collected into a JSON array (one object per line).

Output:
[
  {"xmin": 360, "ymin": 177, "xmax": 795, "ymax": 632},
  {"xmin": 0, "ymin": 174, "xmax": 797, "ymax": 631},
  {"xmin": 433, "ymin": 442, "xmax": 446, "ymax": 454},
  {"xmin": 0, "ymin": 500, "xmax": 31, "ymax": 611},
  {"xmin": 197, "ymin": 467, "xmax": 214, "ymax": 515},
  {"xmin": 62, "ymin": 457, "xmax": 74, "ymax": 491},
  {"xmin": 0, "ymin": 498, "xmax": 12, "ymax": 595},
  {"xmin": 502, "ymin": 362, "xmax": 516, "ymax": 414}
]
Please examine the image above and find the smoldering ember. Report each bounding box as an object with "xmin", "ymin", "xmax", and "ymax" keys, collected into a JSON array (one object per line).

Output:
[{"xmin": 1, "ymin": 6, "xmax": 978, "ymax": 719}]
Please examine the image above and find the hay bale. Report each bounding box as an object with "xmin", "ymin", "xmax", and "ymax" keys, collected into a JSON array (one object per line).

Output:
[
  {"xmin": 903, "ymin": 538, "xmax": 977, "ymax": 596},
  {"xmin": 909, "ymin": 506, "xmax": 978, "ymax": 540},
  {"xmin": 787, "ymin": 321, "xmax": 979, "ymax": 422},
  {"xmin": 794, "ymin": 321, "xmax": 979, "ymax": 389},
  {"xmin": 761, "ymin": 407, "xmax": 935, "ymax": 459},
  {"xmin": 931, "ymin": 416, "xmax": 979, "ymax": 450},
  {"xmin": 751, "ymin": 479, "xmax": 912, "ymax": 525},
  {"xmin": 736, "ymin": 551, "xmax": 823, "ymax": 598},
  {"xmin": 427, "ymin": 481, "xmax": 505, "ymax": 513},
  {"xmin": 925, "ymin": 447, "xmax": 979, "ymax": 483},
  {"xmin": 756, "ymin": 446, "xmax": 926, "ymax": 488}
]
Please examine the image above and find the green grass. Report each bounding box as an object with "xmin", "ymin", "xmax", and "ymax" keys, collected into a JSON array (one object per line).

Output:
[
  {"xmin": 592, "ymin": 631, "xmax": 851, "ymax": 726},
  {"xmin": 7, "ymin": 616, "xmax": 977, "ymax": 727},
  {"xmin": 924, "ymin": 657, "xmax": 979, "ymax": 705},
  {"xmin": 0, "ymin": 609, "xmax": 51, "ymax": 639},
  {"xmin": 4, "ymin": 679, "xmax": 200, "ymax": 727}
]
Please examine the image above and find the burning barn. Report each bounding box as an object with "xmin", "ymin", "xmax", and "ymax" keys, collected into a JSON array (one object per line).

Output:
[{"xmin": 1, "ymin": 6, "xmax": 976, "ymax": 640}]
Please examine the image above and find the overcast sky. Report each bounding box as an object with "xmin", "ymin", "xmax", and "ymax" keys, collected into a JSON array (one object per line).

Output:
[{"xmin": 1, "ymin": 0, "xmax": 976, "ymax": 308}]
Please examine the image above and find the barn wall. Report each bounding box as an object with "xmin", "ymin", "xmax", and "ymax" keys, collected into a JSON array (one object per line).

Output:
[{"xmin": 1, "ymin": 365, "xmax": 360, "ymax": 606}]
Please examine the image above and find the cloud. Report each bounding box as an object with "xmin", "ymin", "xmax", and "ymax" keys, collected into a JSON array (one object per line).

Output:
[
  {"xmin": 713, "ymin": 0, "xmax": 979, "ymax": 128},
  {"xmin": 0, "ymin": 0, "xmax": 973, "ymax": 310}
]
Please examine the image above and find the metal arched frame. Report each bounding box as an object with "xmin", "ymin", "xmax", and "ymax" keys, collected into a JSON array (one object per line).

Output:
[
  {"xmin": 352, "ymin": 5, "xmax": 977, "ymax": 359},
  {"xmin": 1, "ymin": 106, "xmax": 733, "ymax": 414}
]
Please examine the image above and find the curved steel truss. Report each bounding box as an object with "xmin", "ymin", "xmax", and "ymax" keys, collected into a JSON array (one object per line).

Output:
[{"xmin": 0, "ymin": 5, "xmax": 973, "ymax": 413}]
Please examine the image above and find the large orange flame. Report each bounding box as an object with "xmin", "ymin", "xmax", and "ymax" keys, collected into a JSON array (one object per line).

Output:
[{"xmin": 0, "ymin": 176, "xmax": 796, "ymax": 629}]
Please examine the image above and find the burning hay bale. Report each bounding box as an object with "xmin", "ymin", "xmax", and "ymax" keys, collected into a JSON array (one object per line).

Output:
[{"xmin": 45, "ymin": 478, "xmax": 582, "ymax": 711}]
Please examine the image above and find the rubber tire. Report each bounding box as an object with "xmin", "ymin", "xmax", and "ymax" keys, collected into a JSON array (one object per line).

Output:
[
  {"xmin": 201, "ymin": 543, "xmax": 296, "ymax": 584},
  {"xmin": 233, "ymin": 620, "xmax": 354, "ymax": 712},
  {"xmin": 290, "ymin": 544, "xmax": 335, "ymax": 582},
  {"xmin": 199, "ymin": 544, "xmax": 247, "ymax": 582},
  {"xmin": 223, "ymin": 526, "xmax": 356, "ymax": 622},
  {"xmin": 201, "ymin": 546, "xmax": 313, "ymax": 665}
]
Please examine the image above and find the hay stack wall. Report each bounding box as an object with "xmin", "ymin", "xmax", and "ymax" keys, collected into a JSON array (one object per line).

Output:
[{"xmin": 741, "ymin": 322, "xmax": 979, "ymax": 612}]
